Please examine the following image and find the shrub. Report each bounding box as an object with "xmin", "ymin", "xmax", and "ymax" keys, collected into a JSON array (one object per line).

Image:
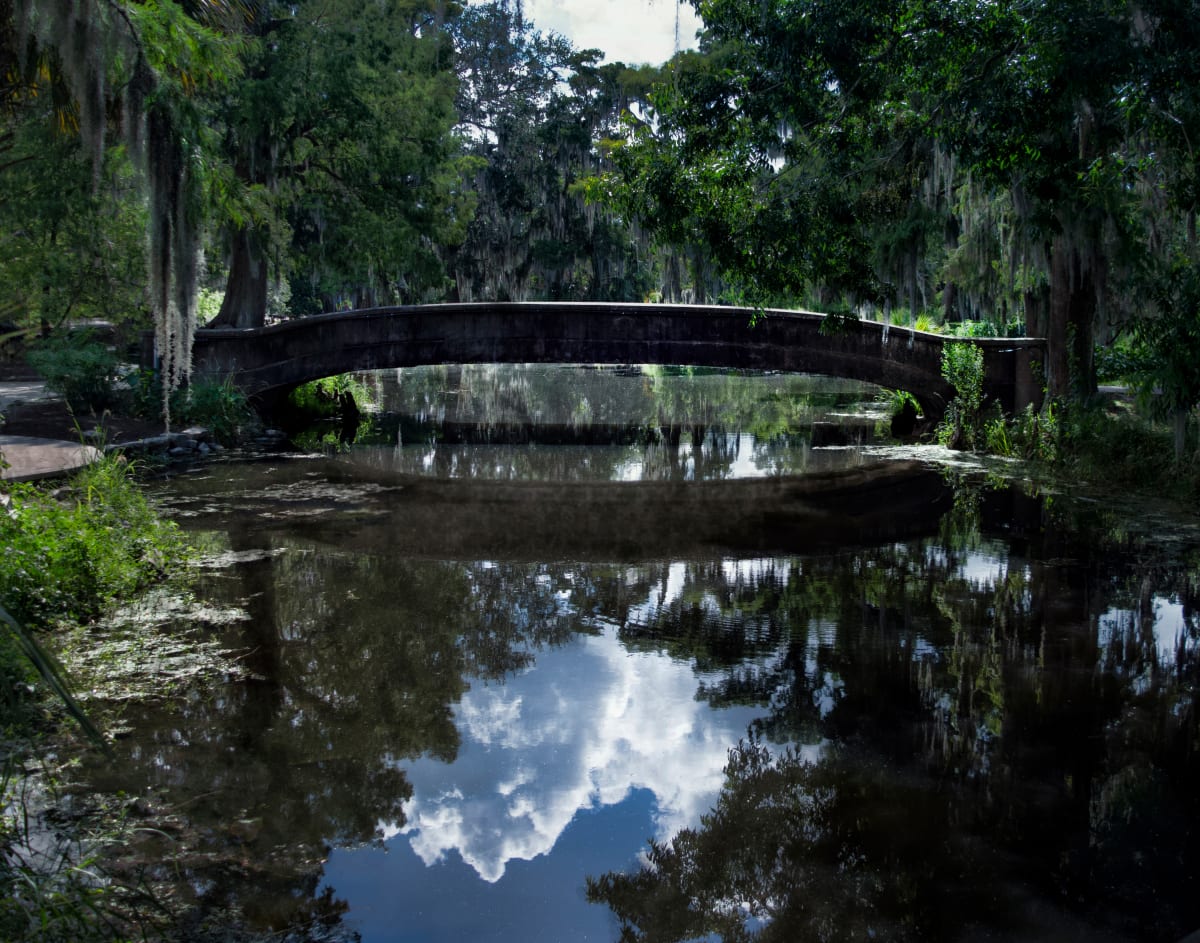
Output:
[
  {"xmin": 0, "ymin": 455, "xmax": 186, "ymax": 629},
  {"xmin": 937, "ymin": 341, "xmax": 985, "ymax": 450},
  {"xmin": 985, "ymin": 402, "xmax": 1061, "ymax": 462},
  {"xmin": 128, "ymin": 371, "xmax": 253, "ymax": 444},
  {"xmin": 173, "ymin": 376, "xmax": 253, "ymax": 445},
  {"xmin": 26, "ymin": 333, "xmax": 119, "ymax": 413}
]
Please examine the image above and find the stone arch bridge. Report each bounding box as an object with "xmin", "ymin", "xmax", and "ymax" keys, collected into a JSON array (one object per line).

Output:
[{"xmin": 186, "ymin": 303, "xmax": 1045, "ymax": 419}]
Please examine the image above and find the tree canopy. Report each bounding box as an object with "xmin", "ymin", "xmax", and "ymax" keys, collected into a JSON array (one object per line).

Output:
[
  {"xmin": 596, "ymin": 0, "xmax": 1200, "ymax": 402},
  {"xmin": 5, "ymin": 0, "xmax": 1200, "ymax": 426}
]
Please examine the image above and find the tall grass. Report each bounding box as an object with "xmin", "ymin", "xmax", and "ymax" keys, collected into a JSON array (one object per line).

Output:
[
  {"xmin": 986, "ymin": 400, "xmax": 1200, "ymax": 499},
  {"xmin": 1, "ymin": 758, "xmax": 160, "ymax": 942}
]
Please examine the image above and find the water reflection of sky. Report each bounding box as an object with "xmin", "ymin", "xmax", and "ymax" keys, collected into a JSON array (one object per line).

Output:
[
  {"xmin": 323, "ymin": 625, "xmax": 766, "ymax": 940},
  {"xmin": 1098, "ymin": 595, "xmax": 1197, "ymax": 669}
]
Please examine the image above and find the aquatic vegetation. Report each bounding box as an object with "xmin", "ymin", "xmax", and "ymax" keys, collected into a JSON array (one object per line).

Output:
[
  {"xmin": 129, "ymin": 372, "xmax": 254, "ymax": 444},
  {"xmin": 0, "ymin": 760, "xmax": 158, "ymax": 943}
]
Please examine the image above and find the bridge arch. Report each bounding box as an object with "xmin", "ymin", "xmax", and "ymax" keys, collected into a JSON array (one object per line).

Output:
[{"xmin": 187, "ymin": 302, "xmax": 1045, "ymax": 420}]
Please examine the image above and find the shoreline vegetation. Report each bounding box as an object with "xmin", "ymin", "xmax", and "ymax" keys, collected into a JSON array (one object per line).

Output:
[{"xmin": 0, "ymin": 452, "xmax": 195, "ymax": 941}]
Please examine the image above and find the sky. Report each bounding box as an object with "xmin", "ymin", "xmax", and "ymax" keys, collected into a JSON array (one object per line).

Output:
[{"xmin": 522, "ymin": 0, "xmax": 703, "ymax": 66}]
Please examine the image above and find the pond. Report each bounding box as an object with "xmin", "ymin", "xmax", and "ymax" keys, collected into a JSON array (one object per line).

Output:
[{"xmin": 86, "ymin": 365, "xmax": 1198, "ymax": 942}]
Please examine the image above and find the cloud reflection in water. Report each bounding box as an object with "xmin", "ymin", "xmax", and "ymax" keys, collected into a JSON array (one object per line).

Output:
[{"xmin": 389, "ymin": 625, "xmax": 768, "ymax": 882}]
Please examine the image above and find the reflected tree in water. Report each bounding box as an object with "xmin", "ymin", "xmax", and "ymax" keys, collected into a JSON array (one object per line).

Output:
[
  {"xmin": 587, "ymin": 497, "xmax": 1200, "ymax": 942},
  {"xmin": 84, "ymin": 541, "xmax": 585, "ymax": 936},
  {"xmin": 87, "ymin": 458, "xmax": 1200, "ymax": 940},
  {"xmin": 587, "ymin": 735, "xmax": 994, "ymax": 943}
]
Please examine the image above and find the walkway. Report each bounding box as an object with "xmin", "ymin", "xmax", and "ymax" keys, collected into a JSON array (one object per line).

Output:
[
  {"xmin": 0, "ymin": 382, "xmax": 102, "ymax": 482},
  {"xmin": 0, "ymin": 435, "xmax": 102, "ymax": 482}
]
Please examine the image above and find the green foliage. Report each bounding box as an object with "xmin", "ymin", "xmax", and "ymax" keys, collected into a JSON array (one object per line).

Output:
[
  {"xmin": 211, "ymin": 0, "xmax": 474, "ymax": 324},
  {"xmin": 173, "ymin": 377, "xmax": 252, "ymax": 445},
  {"xmin": 587, "ymin": 0, "xmax": 1200, "ymax": 402},
  {"xmin": 985, "ymin": 402, "xmax": 1063, "ymax": 463},
  {"xmin": 448, "ymin": 3, "xmax": 663, "ymax": 302},
  {"xmin": 937, "ymin": 342, "xmax": 985, "ymax": 450},
  {"xmin": 130, "ymin": 372, "xmax": 253, "ymax": 444},
  {"xmin": 0, "ymin": 455, "xmax": 187, "ymax": 630},
  {"xmin": 817, "ymin": 308, "xmax": 861, "ymax": 337},
  {"xmin": 1, "ymin": 761, "xmax": 147, "ymax": 942},
  {"xmin": 287, "ymin": 374, "xmax": 372, "ymax": 418},
  {"xmin": 1093, "ymin": 340, "xmax": 1143, "ymax": 385},
  {"xmin": 195, "ymin": 288, "xmax": 224, "ymax": 326},
  {"xmin": 1, "ymin": 603, "xmax": 106, "ymax": 748},
  {"xmin": 947, "ymin": 319, "xmax": 1024, "ymax": 339},
  {"xmin": 1129, "ymin": 253, "xmax": 1200, "ymax": 418},
  {"xmin": 0, "ymin": 123, "xmax": 148, "ymax": 336},
  {"xmin": 984, "ymin": 398, "xmax": 1200, "ymax": 498},
  {"xmin": 26, "ymin": 333, "xmax": 120, "ymax": 414},
  {"xmin": 9, "ymin": 0, "xmax": 244, "ymax": 396}
]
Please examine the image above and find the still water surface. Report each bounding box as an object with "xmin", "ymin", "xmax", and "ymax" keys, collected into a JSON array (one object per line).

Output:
[{"xmin": 92, "ymin": 366, "xmax": 1198, "ymax": 941}]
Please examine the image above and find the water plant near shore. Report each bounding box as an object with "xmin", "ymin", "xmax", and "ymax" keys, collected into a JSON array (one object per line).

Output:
[{"xmin": 129, "ymin": 371, "xmax": 254, "ymax": 445}]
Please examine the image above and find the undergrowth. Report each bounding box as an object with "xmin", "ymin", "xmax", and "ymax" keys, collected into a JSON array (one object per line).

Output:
[
  {"xmin": 1, "ymin": 760, "xmax": 162, "ymax": 942},
  {"xmin": 986, "ymin": 400, "xmax": 1200, "ymax": 499},
  {"xmin": 26, "ymin": 334, "xmax": 120, "ymax": 414},
  {"xmin": 1, "ymin": 454, "xmax": 190, "ymax": 941},
  {"xmin": 128, "ymin": 371, "xmax": 253, "ymax": 445},
  {"xmin": 0, "ymin": 455, "xmax": 187, "ymax": 631},
  {"xmin": 287, "ymin": 374, "xmax": 373, "ymax": 419}
]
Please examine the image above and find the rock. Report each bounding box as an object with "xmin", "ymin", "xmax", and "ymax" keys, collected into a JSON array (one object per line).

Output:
[{"xmin": 167, "ymin": 432, "xmax": 200, "ymax": 450}]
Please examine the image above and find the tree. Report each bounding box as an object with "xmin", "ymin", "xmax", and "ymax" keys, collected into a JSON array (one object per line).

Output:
[
  {"xmin": 0, "ymin": 111, "xmax": 147, "ymax": 339},
  {"xmin": 598, "ymin": 0, "xmax": 1200, "ymax": 401},
  {"xmin": 1130, "ymin": 252, "xmax": 1200, "ymax": 458},
  {"xmin": 208, "ymin": 0, "xmax": 472, "ymax": 327},
  {"xmin": 597, "ymin": 1, "xmax": 932, "ymax": 309},
  {"xmin": 446, "ymin": 2, "xmax": 662, "ymax": 302},
  {"xmin": 5, "ymin": 0, "xmax": 242, "ymax": 395}
]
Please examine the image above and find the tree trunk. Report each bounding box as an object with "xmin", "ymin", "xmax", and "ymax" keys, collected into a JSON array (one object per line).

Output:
[
  {"xmin": 1024, "ymin": 278, "xmax": 1050, "ymax": 341},
  {"xmin": 210, "ymin": 227, "xmax": 268, "ymax": 329},
  {"xmin": 1046, "ymin": 236, "xmax": 1098, "ymax": 401}
]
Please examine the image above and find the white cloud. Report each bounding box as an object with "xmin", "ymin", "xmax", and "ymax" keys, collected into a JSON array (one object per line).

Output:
[
  {"xmin": 523, "ymin": 0, "xmax": 703, "ymax": 65},
  {"xmin": 392, "ymin": 624, "xmax": 768, "ymax": 882}
]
